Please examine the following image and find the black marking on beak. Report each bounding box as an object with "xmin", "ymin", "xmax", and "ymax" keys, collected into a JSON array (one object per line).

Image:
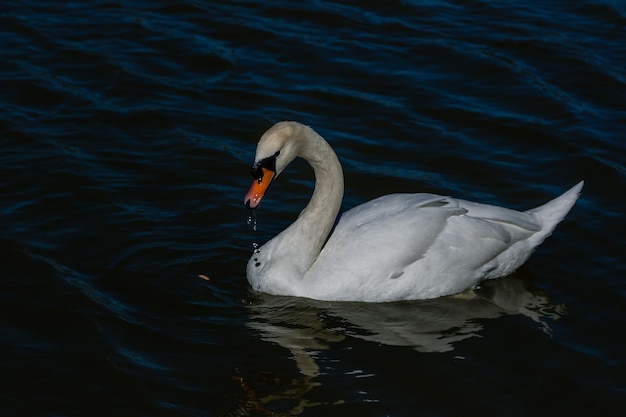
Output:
[{"xmin": 250, "ymin": 150, "xmax": 280, "ymax": 181}]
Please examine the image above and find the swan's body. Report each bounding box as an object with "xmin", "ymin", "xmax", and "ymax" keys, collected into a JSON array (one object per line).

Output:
[{"xmin": 244, "ymin": 121, "xmax": 582, "ymax": 302}]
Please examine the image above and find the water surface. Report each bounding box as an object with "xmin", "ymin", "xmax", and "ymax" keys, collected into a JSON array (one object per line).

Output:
[{"xmin": 2, "ymin": 1, "xmax": 625, "ymax": 416}]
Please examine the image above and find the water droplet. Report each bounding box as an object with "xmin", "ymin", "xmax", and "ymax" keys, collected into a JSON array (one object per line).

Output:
[
  {"xmin": 246, "ymin": 212, "xmax": 257, "ymax": 231},
  {"xmin": 252, "ymin": 242, "xmax": 260, "ymax": 254}
]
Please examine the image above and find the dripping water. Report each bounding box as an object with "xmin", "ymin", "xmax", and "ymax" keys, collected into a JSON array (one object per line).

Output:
[
  {"xmin": 246, "ymin": 211, "xmax": 257, "ymax": 232},
  {"xmin": 246, "ymin": 211, "xmax": 261, "ymax": 255}
]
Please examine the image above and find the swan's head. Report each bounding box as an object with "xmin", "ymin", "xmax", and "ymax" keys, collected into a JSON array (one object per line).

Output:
[{"xmin": 244, "ymin": 121, "xmax": 304, "ymax": 209}]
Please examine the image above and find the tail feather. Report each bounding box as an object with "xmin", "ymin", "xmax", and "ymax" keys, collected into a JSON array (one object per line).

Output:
[
  {"xmin": 527, "ymin": 180, "xmax": 584, "ymax": 244},
  {"xmin": 481, "ymin": 181, "xmax": 583, "ymax": 279}
]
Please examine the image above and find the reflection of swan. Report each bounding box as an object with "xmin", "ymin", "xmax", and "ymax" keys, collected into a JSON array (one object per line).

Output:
[
  {"xmin": 244, "ymin": 121, "xmax": 583, "ymax": 301},
  {"xmin": 248, "ymin": 270, "xmax": 564, "ymax": 354},
  {"xmin": 242, "ymin": 272, "xmax": 564, "ymax": 414}
]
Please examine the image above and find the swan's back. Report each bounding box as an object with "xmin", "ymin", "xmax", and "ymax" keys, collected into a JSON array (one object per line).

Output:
[{"xmin": 303, "ymin": 182, "xmax": 583, "ymax": 302}]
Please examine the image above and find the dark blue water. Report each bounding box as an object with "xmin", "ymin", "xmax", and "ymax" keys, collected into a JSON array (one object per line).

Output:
[{"xmin": 2, "ymin": 1, "xmax": 625, "ymax": 416}]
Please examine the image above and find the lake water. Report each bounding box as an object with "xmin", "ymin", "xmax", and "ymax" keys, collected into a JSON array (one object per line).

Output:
[{"xmin": 2, "ymin": 1, "xmax": 625, "ymax": 416}]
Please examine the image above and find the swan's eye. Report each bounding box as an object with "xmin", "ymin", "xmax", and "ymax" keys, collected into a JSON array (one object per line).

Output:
[
  {"xmin": 250, "ymin": 150, "xmax": 280, "ymax": 181},
  {"xmin": 250, "ymin": 163, "xmax": 263, "ymax": 182}
]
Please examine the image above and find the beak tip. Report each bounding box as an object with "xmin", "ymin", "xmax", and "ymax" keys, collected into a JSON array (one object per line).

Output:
[
  {"xmin": 244, "ymin": 168, "xmax": 274, "ymax": 210},
  {"xmin": 244, "ymin": 198, "xmax": 256, "ymax": 210}
]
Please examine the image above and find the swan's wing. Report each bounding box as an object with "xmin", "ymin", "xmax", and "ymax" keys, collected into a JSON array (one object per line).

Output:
[
  {"xmin": 308, "ymin": 194, "xmax": 465, "ymax": 284},
  {"xmin": 306, "ymin": 193, "xmax": 540, "ymax": 301},
  {"xmin": 453, "ymin": 199, "xmax": 541, "ymax": 232},
  {"xmin": 337, "ymin": 193, "xmax": 454, "ymax": 228}
]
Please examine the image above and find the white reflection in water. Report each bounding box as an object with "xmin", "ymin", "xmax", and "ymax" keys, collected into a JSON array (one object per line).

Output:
[{"xmin": 239, "ymin": 271, "xmax": 564, "ymax": 414}]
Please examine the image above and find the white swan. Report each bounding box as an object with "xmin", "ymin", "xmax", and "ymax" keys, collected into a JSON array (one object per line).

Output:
[{"xmin": 243, "ymin": 121, "xmax": 583, "ymax": 302}]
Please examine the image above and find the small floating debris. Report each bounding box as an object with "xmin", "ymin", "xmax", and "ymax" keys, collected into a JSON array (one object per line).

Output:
[{"xmin": 198, "ymin": 274, "xmax": 211, "ymax": 281}]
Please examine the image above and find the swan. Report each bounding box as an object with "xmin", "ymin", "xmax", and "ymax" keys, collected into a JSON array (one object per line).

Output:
[{"xmin": 243, "ymin": 121, "xmax": 583, "ymax": 302}]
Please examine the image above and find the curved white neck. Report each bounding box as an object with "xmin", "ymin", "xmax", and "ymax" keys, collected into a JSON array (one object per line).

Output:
[{"xmin": 269, "ymin": 128, "xmax": 344, "ymax": 275}]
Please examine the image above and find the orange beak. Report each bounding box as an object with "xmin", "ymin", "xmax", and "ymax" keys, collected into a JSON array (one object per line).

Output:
[{"xmin": 244, "ymin": 167, "xmax": 275, "ymax": 209}]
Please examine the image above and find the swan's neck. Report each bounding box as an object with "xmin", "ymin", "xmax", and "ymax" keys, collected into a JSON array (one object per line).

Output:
[{"xmin": 272, "ymin": 128, "xmax": 344, "ymax": 275}]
